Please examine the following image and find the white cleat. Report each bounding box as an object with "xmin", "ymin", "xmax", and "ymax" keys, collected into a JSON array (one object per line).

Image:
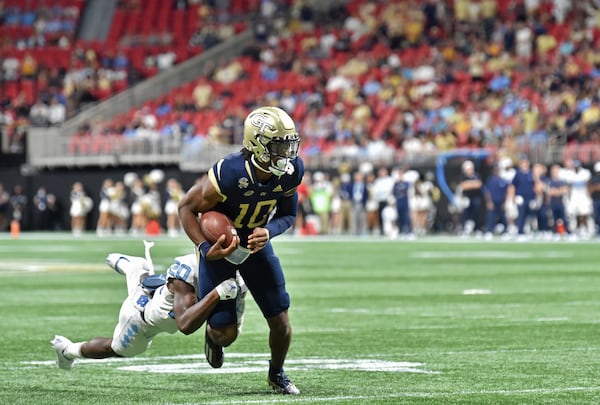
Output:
[
  {"xmin": 105, "ymin": 254, "xmax": 147, "ymax": 275},
  {"xmin": 51, "ymin": 335, "xmax": 75, "ymax": 370}
]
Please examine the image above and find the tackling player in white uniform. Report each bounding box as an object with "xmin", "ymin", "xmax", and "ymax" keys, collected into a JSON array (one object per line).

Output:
[{"xmin": 51, "ymin": 241, "xmax": 245, "ymax": 369}]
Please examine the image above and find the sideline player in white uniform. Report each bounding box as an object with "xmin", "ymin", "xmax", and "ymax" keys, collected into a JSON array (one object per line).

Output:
[
  {"xmin": 561, "ymin": 159, "xmax": 593, "ymax": 236},
  {"xmin": 51, "ymin": 241, "xmax": 245, "ymax": 369}
]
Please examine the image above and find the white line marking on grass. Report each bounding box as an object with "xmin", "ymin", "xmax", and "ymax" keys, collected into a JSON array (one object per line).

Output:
[
  {"xmin": 24, "ymin": 354, "xmax": 438, "ymax": 374},
  {"xmin": 536, "ymin": 317, "xmax": 569, "ymax": 322},
  {"xmin": 411, "ymin": 251, "xmax": 574, "ymax": 259},
  {"xmin": 200, "ymin": 386, "xmax": 600, "ymax": 404},
  {"xmin": 119, "ymin": 358, "xmax": 437, "ymax": 375},
  {"xmin": 0, "ymin": 261, "xmax": 106, "ymax": 273},
  {"xmin": 463, "ymin": 289, "xmax": 492, "ymax": 295}
]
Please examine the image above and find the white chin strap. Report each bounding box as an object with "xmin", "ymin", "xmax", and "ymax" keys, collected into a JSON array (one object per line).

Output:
[
  {"xmin": 270, "ymin": 158, "xmax": 288, "ymax": 177},
  {"xmin": 251, "ymin": 155, "xmax": 288, "ymax": 177}
]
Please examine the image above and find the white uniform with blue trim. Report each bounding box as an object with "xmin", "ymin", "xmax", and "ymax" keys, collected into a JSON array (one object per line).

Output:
[{"xmin": 110, "ymin": 254, "xmax": 198, "ymax": 356}]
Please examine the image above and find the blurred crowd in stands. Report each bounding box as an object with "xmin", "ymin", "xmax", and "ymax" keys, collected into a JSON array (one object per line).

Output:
[
  {"xmin": 1, "ymin": 0, "xmax": 599, "ymax": 162},
  {"xmin": 62, "ymin": 0, "xmax": 600, "ymax": 168},
  {"xmin": 0, "ymin": 0, "xmax": 251, "ymax": 152}
]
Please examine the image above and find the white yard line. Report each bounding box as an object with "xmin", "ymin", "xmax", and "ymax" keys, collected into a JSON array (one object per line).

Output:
[{"xmin": 200, "ymin": 386, "xmax": 600, "ymax": 404}]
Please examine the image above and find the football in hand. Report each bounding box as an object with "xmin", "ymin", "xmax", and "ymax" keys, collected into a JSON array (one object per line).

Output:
[{"xmin": 199, "ymin": 211, "xmax": 237, "ymax": 245}]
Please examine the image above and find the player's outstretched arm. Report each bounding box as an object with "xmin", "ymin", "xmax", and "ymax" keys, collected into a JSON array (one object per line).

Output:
[
  {"xmin": 171, "ymin": 278, "xmax": 238, "ymax": 335},
  {"xmin": 171, "ymin": 278, "xmax": 218, "ymax": 335}
]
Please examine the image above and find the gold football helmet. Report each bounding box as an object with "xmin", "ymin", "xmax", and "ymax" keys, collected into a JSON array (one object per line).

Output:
[{"xmin": 243, "ymin": 106, "xmax": 300, "ymax": 176}]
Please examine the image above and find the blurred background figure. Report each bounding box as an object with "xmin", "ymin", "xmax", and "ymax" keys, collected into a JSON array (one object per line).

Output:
[
  {"xmin": 69, "ymin": 182, "xmax": 92, "ymax": 236},
  {"xmin": 457, "ymin": 160, "xmax": 483, "ymax": 235},
  {"xmin": 508, "ymin": 156, "xmax": 536, "ymax": 240},
  {"xmin": 128, "ymin": 177, "xmax": 146, "ymax": 235},
  {"xmin": 309, "ymin": 171, "xmax": 333, "ymax": 235},
  {"xmin": 109, "ymin": 181, "xmax": 129, "ymax": 235},
  {"xmin": 484, "ymin": 164, "xmax": 509, "ymax": 239},
  {"xmin": 589, "ymin": 162, "xmax": 600, "ymax": 239},
  {"xmin": 562, "ymin": 159, "xmax": 592, "ymax": 238},
  {"xmin": 0, "ymin": 184, "xmax": 9, "ymax": 231},
  {"xmin": 350, "ymin": 170, "xmax": 368, "ymax": 236},
  {"xmin": 547, "ymin": 164, "xmax": 571, "ymax": 239},
  {"xmin": 498, "ymin": 157, "xmax": 517, "ymax": 235},
  {"xmin": 413, "ymin": 171, "xmax": 438, "ymax": 236},
  {"xmin": 371, "ymin": 167, "xmax": 394, "ymax": 236},
  {"xmin": 533, "ymin": 163, "xmax": 550, "ymax": 239},
  {"xmin": 9, "ymin": 185, "xmax": 28, "ymax": 230},
  {"xmin": 96, "ymin": 178, "xmax": 114, "ymax": 236},
  {"xmin": 164, "ymin": 178, "xmax": 184, "ymax": 237},
  {"xmin": 336, "ymin": 172, "xmax": 353, "ymax": 235},
  {"xmin": 33, "ymin": 186, "xmax": 51, "ymax": 230},
  {"xmin": 391, "ymin": 166, "xmax": 413, "ymax": 238}
]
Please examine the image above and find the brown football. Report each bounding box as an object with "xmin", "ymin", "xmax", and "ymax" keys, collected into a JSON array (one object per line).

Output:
[{"xmin": 199, "ymin": 211, "xmax": 237, "ymax": 245}]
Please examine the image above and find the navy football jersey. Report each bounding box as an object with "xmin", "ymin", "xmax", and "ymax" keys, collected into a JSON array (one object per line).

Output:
[{"xmin": 207, "ymin": 151, "xmax": 304, "ymax": 244}]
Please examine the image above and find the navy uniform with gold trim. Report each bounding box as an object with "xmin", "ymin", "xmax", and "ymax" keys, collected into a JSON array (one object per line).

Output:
[
  {"xmin": 197, "ymin": 109, "xmax": 303, "ymax": 330},
  {"xmin": 200, "ymin": 150, "xmax": 303, "ymax": 326},
  {"xmin": 180, "ymin": 106, "xmax": 303, "ymax": 394}
]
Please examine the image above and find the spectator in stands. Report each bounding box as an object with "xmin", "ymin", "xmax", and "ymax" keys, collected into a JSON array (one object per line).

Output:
[
  {"xmin": 47, "ymin": 96, "xmax": 66, "ymax": 126},
  {"xmin": 29, "ymin": 98, "xmax": 50, "ymax": 127}
]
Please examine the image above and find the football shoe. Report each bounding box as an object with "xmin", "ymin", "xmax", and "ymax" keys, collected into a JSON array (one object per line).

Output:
[
  {"xmin": 204, "ymin": 329, "xmax": 224, "ymax": 368},
  {"xmin": 50, "ymin": 335, "xmax": 75, "ymax": 370},
  {"xmin": 268, "ymin": 367, "xmax": 300, "ymax": 395}
]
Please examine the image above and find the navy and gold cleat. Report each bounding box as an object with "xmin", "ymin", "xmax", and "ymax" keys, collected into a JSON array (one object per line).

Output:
[
  {"xmin": 268, "ymin": 368, "xmax": 300, "ymax": 395},
  {"xmin": 204, "ymin": 328, "xmax": 224, "ymax": 368}
]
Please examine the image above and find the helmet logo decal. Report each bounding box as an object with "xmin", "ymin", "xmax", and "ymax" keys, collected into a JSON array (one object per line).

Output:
[
  {"xmin": 249, "ymin": 113, "xmax": 276, "ymax": 133},
  {"xmin": 238, "ymin": 177, "xmax": 249, "ymax": 189}
]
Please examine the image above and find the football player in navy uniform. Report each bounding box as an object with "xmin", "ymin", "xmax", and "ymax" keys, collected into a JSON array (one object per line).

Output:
[
  {"xmin": 508, "ymin": 155, "xmax": 536, "ymax": 239},
  {"xmin": 483, "ymin": 163, "xmax": 509, "ymax": 239},
  {"xmin": 547, "ymin": 164, "xmax": 570, "ymax": 237},
  {"xmin": 589, "ymin": 162, "xmax": 600, "ymax": 238},
  {"xmin": 178, "ymin": 106, "xmax": 302, "ymax": 395},
  {"xmin": 458, "ymin": 160, "xmax": 484, "ymax": 234}
]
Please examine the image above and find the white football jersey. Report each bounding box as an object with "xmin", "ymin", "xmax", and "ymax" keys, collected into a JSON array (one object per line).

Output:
[{"xmin": 142, "ymin": 254, "xmax": 198, "ymax": 334}]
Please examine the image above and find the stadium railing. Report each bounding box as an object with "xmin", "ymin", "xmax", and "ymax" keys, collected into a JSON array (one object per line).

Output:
[{"xmin": 26, "ymin": 30, "xmax": 253, "ymax": 170}]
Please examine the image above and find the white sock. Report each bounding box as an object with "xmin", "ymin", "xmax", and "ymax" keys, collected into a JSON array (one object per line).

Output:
[{"xmin": 63, "ymin": 342, "xmax": 84, "ymax": 359}]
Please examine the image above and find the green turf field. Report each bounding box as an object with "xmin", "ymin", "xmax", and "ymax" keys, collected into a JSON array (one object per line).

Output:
[{"xmin": 0, "ymin": 233, "xmax": 599, "ymax": 404}]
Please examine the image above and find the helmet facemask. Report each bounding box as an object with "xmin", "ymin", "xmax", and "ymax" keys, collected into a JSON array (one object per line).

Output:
[{"xmin": 258, "ymin": 134, "xmax": 300, "ymax": 177}]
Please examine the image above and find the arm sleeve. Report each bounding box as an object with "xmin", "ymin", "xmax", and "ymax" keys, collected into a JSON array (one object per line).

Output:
[{"xmin": 265, "ymin": 193, "xmax": 298, "ymax": 238}]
